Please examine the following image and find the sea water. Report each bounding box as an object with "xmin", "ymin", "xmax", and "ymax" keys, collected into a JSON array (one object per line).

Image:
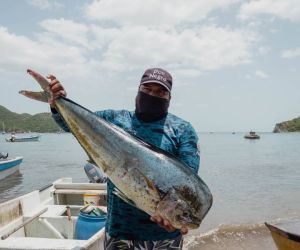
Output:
[{"xmin": 1, "ymin": 132, "xmax": 300, "ymax": 249}]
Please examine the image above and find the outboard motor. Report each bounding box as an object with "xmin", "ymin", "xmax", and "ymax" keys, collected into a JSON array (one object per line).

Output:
[
  {"xmin": 0, "ymin": 152, "xmax": 8, "ymax": 159},
  {"xmin": 84, "ymin": 162, "xmax": 107, "ymax": 183}
]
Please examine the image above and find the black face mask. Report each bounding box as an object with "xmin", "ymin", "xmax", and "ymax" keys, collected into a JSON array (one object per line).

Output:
[{"xmin": 135, "ymin": 91, "xmax": 170, "ymax": 122}]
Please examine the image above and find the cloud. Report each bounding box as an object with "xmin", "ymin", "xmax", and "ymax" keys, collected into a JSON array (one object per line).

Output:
[
  {"xmin": 92, "ymin": 25, "xmax": 258, "ymax": 72},
  {"xmin": 82, "ymin": 0, "xmax": 258, "ymax": 73},
  {"xmin": 239, "ymin": 0, "xmax": 300, "ymax": 22},
  {"xmin": 255, "ymin": 70, "xmax": 269, "ymax": 78},
  {"xmin": 0, "ymin": 14, "xmax": 259, "ymax": 82},
  {"xmin": 258, "ymin": 46, "xmax": 270, "ymax": 55},
  {"xmin": 85, "ymin": 0, "xmax": 240, "ymax": 27},
  {"xmin": 27, "ymin": 0, "xmax": 63, "ymax": 10},
  {"xmin": 0, "ymin": 26, "xmax": 90, "ymax": 78},
  {"xmin": 39, "ymin": 19, "xmax": 90, "ymax": 48},
  {"xmin": 281, "ymin": 48, "xmax": 300, "ymax": 58}
]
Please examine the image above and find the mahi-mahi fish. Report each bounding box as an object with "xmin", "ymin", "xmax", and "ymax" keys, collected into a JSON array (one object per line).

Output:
[{"xmin": 20, "ymin": 69, "xmax": 213, "ymax": 230}]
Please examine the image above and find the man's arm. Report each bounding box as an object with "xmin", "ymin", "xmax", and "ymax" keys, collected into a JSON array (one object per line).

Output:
[{"xmin": 177, "ymin": 122, "xmax": 200, "ymax": 173}]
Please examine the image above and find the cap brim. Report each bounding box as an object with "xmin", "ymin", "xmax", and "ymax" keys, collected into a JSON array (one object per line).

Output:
[{"xmin": 141, "ymin": 80, "xmax": 171, "ymax": 92}]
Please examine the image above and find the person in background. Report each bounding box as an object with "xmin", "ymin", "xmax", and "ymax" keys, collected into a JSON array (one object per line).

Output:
[
  {"xmin": 49, "ymin": 68, "xmax": 200, "ymax": 250},
  {"xmin": 10, "ymin": 133, "xmax": 16, "ymax": 142},
  {"xmin": 0, "ymin": 152, "xmax": 8, "ymax": 159}
]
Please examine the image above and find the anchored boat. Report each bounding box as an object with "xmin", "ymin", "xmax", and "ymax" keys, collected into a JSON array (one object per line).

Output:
[
  {"xmin": 265, "ymin": 220, "xmax": 300, "ymax": 250},
  {"xmin": 0, "ymin": 178, "xmax": 107, "ymax": 250},
  {"xmin": 5, "ymin": 135, "xmax": 40, "ymax": 142},
  {"xmin": 244, "ymin": 131, "xmax": 260, "ymax": 139},
  {"xmin": 0, "ymin": 156, "xmax": 23, "ymax": 180}
]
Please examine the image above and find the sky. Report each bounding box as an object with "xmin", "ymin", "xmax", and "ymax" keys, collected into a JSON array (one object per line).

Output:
[{"xmin": 0, "ymin": 0, "xmax": 299, "ymax": 132}]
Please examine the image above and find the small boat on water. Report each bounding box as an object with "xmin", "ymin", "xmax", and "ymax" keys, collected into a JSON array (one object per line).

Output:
[
  {"xmin": 5, "ymin": 135, "xmax": 40, "ymax": 142},
  {"xmin": 0, "ymin": 178, "xmax": 107, "ymax": 249},
  {"xmin": 0, "ymin": 156, "xmax": 23, "ymax": 180},
  {"xmin": 244, "ymin": 131, "xmax": 260, "ymax": 139},
  {"xmin": 265, "ymin": 220, "xmax": 300, "ymax": 250}
]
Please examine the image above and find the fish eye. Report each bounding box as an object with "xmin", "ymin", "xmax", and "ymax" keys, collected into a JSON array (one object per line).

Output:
[{"xmin": 182, "ymin": 211, "xmax": 189, "ymax": 217}]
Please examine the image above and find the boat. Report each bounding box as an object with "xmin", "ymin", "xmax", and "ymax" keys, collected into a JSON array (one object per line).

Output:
[
  {"xmin": 0, "ymin": 178, "xmax": 107, "ymax": 249},
  {"xmin": 265, "ymin": 220, "xmax": 300, "ymax": 250},
  {"xmin": 5, "ymin": 135, "xmax": 40, "ymax": 142},
  {"xmin": 244, "ymin": 131, "xmax": 260, "ymax": 139},
  {"xmin": 0, "ymin": 156, "xmax": 23, "ymax": 180}
]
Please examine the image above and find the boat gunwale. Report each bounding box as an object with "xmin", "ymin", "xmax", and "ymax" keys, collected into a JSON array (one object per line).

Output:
[
  {"xmin": 0, "ymin": 157, "xmax": 23, "ymax": 165},
  {"xmin": 265, "ymin": 222, "xmax": 300, "ymax": 243}
]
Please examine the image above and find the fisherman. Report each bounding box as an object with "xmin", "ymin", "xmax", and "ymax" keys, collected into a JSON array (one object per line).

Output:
[
  {"xmin": 0, "ymin": 152, "xmax": 8, "ymax": 159},
  {"xmin": 10, "ymin": 133, "xmax": 16, "ymax": 142},
  {"xmin": 49, "ymin": 68, "xmax": 200, "ymax": 250}
]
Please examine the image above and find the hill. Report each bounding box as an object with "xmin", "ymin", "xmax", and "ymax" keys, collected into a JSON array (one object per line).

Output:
[
  {"xmin": 273, "ymin": 117, "xmax": 300, "ymax": 133},
  {"xmin": 0, "ymin": 105, "xmax": 62, "ymax": 133}
]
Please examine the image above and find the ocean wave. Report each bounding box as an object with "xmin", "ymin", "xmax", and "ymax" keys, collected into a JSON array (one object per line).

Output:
[{"xmin": 184, "ymin": 216, "xmax": 300, "ymax": 250}]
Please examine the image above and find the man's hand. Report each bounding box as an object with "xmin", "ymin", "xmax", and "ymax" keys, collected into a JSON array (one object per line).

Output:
[
  {"xmin": 150, "ymin": 215, "xmax": 188, "ymax": 235},
  {"xmin": 47, "ymin": 75, "xmax": 67, "ymax": 105}
]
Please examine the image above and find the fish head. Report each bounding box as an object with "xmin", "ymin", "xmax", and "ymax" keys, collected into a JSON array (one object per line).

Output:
[{"xmin": 156, "ymin": 187, "xmax": 203, "ymax": 230}]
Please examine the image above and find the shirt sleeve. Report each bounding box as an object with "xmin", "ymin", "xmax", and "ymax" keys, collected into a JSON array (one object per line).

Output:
[
  {"xmin": 177, "ymin": 122, "xmax": 200, "ymax": 173},
  {"xmin": 94, "ymin": 110, "xmax": 115, "ymax": 122}
]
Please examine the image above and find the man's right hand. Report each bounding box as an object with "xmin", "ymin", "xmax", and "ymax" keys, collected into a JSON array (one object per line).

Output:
[{"xmin": 47, "ymin": 75, "xmax": 67, "ymax": 105}]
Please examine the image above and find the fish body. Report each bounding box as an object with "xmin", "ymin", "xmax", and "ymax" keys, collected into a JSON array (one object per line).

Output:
[{"xmin": 20, "ymin": 69, "xmax": 213, "ymax": 229}]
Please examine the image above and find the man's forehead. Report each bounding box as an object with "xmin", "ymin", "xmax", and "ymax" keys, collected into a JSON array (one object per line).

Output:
[{"xmin": 141, "ymin": 82, "xmax": 169, "ymax": 91}]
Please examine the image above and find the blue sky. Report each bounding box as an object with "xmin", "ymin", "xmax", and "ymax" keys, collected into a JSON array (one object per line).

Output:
[{"xmin": 0, "ymin": 0, "xmax": 299, "ymax": 132}]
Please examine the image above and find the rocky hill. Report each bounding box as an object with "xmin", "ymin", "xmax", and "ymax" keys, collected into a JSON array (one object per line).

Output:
[
  {"xmin": 0, "ymin": 105, "xmax": 61, "ymax": 133},
  {"xmin": 273, "ymin": 117, "xmax": 300, "ymax": 133}
]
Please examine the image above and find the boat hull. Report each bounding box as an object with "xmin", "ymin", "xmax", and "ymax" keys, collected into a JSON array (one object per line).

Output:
[
  {"xmin": 265, "ymin": 222, "xmax": 300, "ymax": 250},
  {"xmin": 0, "ymin": 157, "xmax": 23, "ymax": 180},
  {"xmin": 5, "ymin": 136, "xmax": 39, "ymax": 142},
  {"xmin": 244, "ymin": 136, "xmax": 260, "ymax": 139}
]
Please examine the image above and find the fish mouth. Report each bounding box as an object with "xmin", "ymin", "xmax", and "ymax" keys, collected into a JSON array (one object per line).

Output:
[{"xmin": 186, "ymin": 222, "xmax": 201, "ymax": 229}]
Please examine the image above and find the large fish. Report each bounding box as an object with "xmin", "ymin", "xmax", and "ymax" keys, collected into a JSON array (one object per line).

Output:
[{"xmin": 20, "ymin": 69, "xmax": 213, "ymax": 230}]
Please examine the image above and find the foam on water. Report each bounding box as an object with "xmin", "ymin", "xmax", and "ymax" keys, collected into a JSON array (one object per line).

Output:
[{"xmin": 184, "ymin": 216, "xmax": 300, "ymax": 250}]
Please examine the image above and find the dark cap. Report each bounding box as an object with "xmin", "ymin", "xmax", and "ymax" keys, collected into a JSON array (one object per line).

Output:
[{"xmin": 140, "ymin": 68, "xmax": 172, "ymax": 92}]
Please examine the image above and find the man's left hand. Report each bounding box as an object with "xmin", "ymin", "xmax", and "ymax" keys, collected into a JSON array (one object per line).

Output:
[{"xmin": 150, "ymin": 215, "xmax": 188, "ymax": 235}]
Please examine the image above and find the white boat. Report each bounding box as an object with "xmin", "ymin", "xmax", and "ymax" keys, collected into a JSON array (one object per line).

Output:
[
  {"xmin": 0, "ymin": 157, "xmax": 23, "ymax": 180},
  {"xmin": 244, "ymin": 131, "xmax": 260, "ymax": 139},
  {"xmin": 0, "ymin": 178, "xmax": 107, "ymax": 250}
]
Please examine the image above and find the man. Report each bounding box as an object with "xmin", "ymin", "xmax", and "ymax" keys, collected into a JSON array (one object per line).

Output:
[{"xmin": 49, "ymin": 68, "xmax": 200, "ymax": 250}]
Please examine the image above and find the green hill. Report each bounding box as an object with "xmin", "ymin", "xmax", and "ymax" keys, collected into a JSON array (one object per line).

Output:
[
  {"xmin": 0, "ymin": 105, "xmax": 62, "ymax": 133},
  {"xmin": 273, "ymin": 117, "xmax": 300, "ymax": 133}
]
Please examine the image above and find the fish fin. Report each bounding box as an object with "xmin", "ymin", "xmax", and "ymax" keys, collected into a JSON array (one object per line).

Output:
[
  {"xmin": 133, "ymin": 168, "xmax": 160, "ymax": 198},
  {"xmin": 19, "ymin": 69, "xmax": 52, "ymax": 103},
  {"xmin": 113, "ymin": 188, "xmax": 137, "ymax": 208},
  {"xmin": 19, "ymin": 90, "xmax": 49, "ymax": 103},
  {"xmin": 27, "ymin": 69, "xmax": 51, "ymax": 92}
]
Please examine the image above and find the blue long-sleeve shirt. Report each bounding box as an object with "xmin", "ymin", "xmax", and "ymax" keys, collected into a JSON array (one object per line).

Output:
[{"xmin": 52, "ymin": 109, "xmax": 200, "ymax": 240}]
